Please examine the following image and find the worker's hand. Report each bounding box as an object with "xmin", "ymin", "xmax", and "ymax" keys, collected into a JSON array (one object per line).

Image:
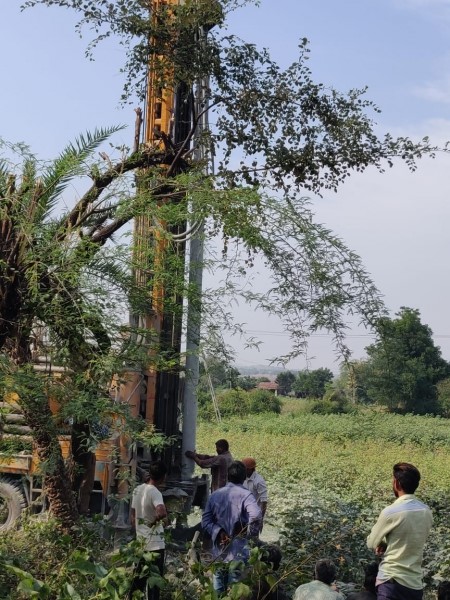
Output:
[
  {"xmin": 375, "ymin": 543, "xmax": 387, "ymax": 556},
  {"xmin": 218, "ymin": 529, "xmax": 231, "ymax": 548},
  {"xmin": 185, "ymin": 450, "xmax": 196, "ymax": 459}
]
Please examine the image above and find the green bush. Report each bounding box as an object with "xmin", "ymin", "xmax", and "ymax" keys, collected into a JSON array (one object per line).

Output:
[
  {"xmin": 247, "ymin": 389, "xmax": 281, "ymax": 414},
  {"xmin": 0, "ymin": 516, "xmax": 165, "ymax": 599},
  {"xmin": 215, "ymin": 388, "xmax": 281, "ymax": 417},
  {"xmin": 216, "ymin": 388, "xmax": 250, "ymax": 417}
]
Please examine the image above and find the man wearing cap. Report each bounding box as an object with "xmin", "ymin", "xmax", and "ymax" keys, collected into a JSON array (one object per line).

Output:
[{"xmin": 242, "ymin": 457, "xmax": 268, "ymax": 528}]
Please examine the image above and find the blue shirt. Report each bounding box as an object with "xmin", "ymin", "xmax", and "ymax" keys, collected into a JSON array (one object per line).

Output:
[{"xmin": 201, "ymin": 482, "xmax": 262, "ymax": 562}]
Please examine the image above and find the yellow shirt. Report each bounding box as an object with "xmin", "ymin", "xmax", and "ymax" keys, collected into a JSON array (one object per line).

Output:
[{"xmin": 367, "ymin": 494, "xmax": 432, "ymax": 590}]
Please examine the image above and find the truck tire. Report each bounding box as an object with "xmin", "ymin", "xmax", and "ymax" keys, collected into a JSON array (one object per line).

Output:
[{"xmin": 0, "ymin": 478, "xmax": 27, "ymax": 531}]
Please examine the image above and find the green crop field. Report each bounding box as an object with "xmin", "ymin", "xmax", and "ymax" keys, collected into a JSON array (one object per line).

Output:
[{"xmin": 195, "ymin": 407, "xmax": 450, "ymax": 595}]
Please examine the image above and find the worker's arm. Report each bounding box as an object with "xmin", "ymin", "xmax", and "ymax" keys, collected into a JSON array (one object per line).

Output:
[
  {"xmin": 367, "ymin": 510, "xmax": 392, "ymax": 551},
  {"xmin": 201, "ymin": 498, "xmax": 222, "ymax": 544},
  {"xmin": 193, "ymin": 454, "xmax": 220, "ymax": 468},
  {"xmin": 185, "ymin": 450, "xmax": 215, "ymax": 466},
  {"xmin": 154, "ymin": 503, "xmax": 167, "ymax": 522},
  {"xmin": 256, "ymin": 477, "xmax": 268, "ymax": 518},
  {"xmin": 244, "ymin": 492, "xmax": 262, "ymax": 538},
  {"xmin": 260, "ymin": 501, "xmax": 268, "ymax": 519}
]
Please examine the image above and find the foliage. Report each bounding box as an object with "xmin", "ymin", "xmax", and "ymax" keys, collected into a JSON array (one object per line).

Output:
[
  {"xmin": 215, "ymin": 387, "xmax": 281, "ymax": 417},
  {"xmin": 436, "ymin": 377, "xmax": 450, "ymax": 418},
  {"xmin": 4, "ymin": 0, "xmax": 446, "ymax": 534},
  {"xmin": 275, "ymin": 371, "xmax": 296, "ymax": 396},
  {"xmin": 365, "ymin": 308, "xmax": 450, "ymax": 414},
  {"xmin": 201, "ymin": 357, "xmax": 240, "ymax": 389},
  {"xmin": 21, "ymin": 0, "xmax": 443, "ymax": 362},
  {"xmin": 292, "ymin": 368, "xmax": 334, "ymax": 398},
  {"xmin": 0, "ymin": 516, "xmax": 166, "ymax": 599},
  {"xmin": 310, "ymin": 391, "xmax": 350, "ymax": 415},
  {"xmin": 333, "ymin": 361, "xmax": 372, "ymax": 405},
  {"xmin": 197, "ymin": 410, "xmax": 450, "ymax": 589},
  {"xmin": 247, "ymin": 388, "xmax": 282, "ymax": 415},
  {"xmin": 235, "ymin": 375, "xmax": 257, "ymax": 391}
]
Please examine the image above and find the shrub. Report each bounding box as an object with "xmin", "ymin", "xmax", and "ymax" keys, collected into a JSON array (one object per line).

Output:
[
  {"xmin": 217, "ymin": 388, "xmax": 250, "ymax": 417},
  {"xmin": 247, "ymin": 389, "xmax": 282, "ymax": 414},
  {"xmin": 215, "ymin": 389, "xmax": 281, "ymax": 417}
]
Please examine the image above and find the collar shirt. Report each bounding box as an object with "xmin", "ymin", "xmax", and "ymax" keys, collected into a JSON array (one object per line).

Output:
[
  {"xmin": 195, "ymin": 450, "xmax": 233, "ymax": 491},
  {"xmin": 201, "ymin": 482, "xmax": 262, "ymax": 563},
  {"xmin": 367, "ymin": 494, "xmax": 433, "ymax": 590},
  {"xmin": 294, "ymin": 580, "xmax": 345, "ymax": 600},
  {"xmin": 243, "ymin": 471, "xmax": 268, "ymax": 507},
  {"xmin": 131, "ymin": 483, "xmax": 165, "ymax": 551}
]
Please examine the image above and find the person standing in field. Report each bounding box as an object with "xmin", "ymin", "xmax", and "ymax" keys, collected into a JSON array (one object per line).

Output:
[
  {"xmin": 201, "ymin": 460, "xmax": 261, "ymax": 594},
  {"xmin": 242, "ymin": 457, "xmax": 268, "ymax": 529},
  {"xmin": 367, "ymin": 462, "xmax": 433, "ymax": 600},
  {"xmin": 185, "ymin": 438, "xmax": 233, "ymax": 492},
  {"xmin": 130, "ymin": 461, "xmax": 168, "ymax": 600},
  {"xmin": 293, "ymin": 559, "xmax": 345, "ymax": 600}
]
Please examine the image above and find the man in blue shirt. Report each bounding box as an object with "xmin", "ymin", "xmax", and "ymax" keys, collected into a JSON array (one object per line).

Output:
[{"xmin": 202, "ymin": 460, "xmax": 261, "ymax": 594}]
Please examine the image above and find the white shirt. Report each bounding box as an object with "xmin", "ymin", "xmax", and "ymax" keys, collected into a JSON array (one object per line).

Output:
[
  {"xmin": 132, "ymin": 483, "xmax": 165, "ymax": 550},
  {"xmin": 243, "ymin": 471, "xmax": 268, "ymax": 508},
  {"xmin": 294, "ymin": 580, "xmax": 345, "ymax": 600}
]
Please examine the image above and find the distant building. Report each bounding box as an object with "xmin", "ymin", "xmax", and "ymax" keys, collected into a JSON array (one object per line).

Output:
[{"xmin": 256, "ymin": 381, "xmax": 279, "ymax": 396}]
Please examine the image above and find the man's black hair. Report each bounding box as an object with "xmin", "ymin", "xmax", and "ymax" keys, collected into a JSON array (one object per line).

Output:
[
  {"xmin": 228, "ymin": 460, "xmax": 246, "ymax": 485},
  {"xmin": 438, "ymin": 581, "xmax": 450, "ymax": 600},
  {"xmin": 216, "ymin": 438, "xmax": 229, "ymax": 451},
  {"xmin": 393, "ymin": 462, "xmax": 421, "ymax": 494},
  {"xmin": 261, "ymin": 544, "xmax": 282, "ymax": 571},
  {"xmin": 147, "ymin": 461, "xmax": 167, "ymax": 482},
  {"xmin": 314, "ymin": 559, "xmax": 337, "ymax": 585}
]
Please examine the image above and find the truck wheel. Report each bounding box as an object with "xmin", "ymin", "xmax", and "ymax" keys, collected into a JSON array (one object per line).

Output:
[{"xmin": 0, "ymin": 478, "xmax": 27, "ymax": 531}]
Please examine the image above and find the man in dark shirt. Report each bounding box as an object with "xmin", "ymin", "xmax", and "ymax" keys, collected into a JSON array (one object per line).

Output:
[{"xmin": 185, "ymin": 438, "xmax": 233, "ymax": 492}]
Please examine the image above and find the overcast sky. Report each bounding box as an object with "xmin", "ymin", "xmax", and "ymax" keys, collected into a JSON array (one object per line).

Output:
[{"xmin": 2, "ymin": 0, "xmax": 450, "ymax": 373}]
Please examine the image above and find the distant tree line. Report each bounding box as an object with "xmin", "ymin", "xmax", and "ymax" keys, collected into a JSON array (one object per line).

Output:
[{"xmin": 201, "ymin": 307, "xmax": 450, "ymax": 417}]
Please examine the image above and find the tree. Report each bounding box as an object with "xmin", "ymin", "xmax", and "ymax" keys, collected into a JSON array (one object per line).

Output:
[
  {"xmin": 436, "ymin": 378, "xmax": 450, "ymax": 418},
  {"xmin": 293, "ymin": 368, "xmax": 334, "ymax": 398},
  {"xmin": 236, "ymin": 375, "xmax": 257, "ymax": 391},
  {"xmin": 275, "ymin": 371, "xmax": 296, "ymax": 396},
  {"xmin": 0, "ymin": 128, "xmax": 190, "ymax": 528},
  {"xmin": 333, "ymin": 360, "xmax": 372, "ymax": 404},
  {"xmin": 364, "ymin": 307, "xmax": 450, "ymax": 414},
  {"xmin": 23, "ymin": 0, "xmax": 438, "ymax": 363},
  {"xmin": 1, "ymin": 0, "xmax": 441, "ymax": 528}
]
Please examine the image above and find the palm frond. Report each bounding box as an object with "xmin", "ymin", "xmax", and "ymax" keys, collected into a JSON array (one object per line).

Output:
[
  {"xmin": 36, "ymin": 125, "xmax": 126, "ymax": 221},
  {"xmin": 0, "ymin": 160, "xmax": 11, "ymax": 197}
]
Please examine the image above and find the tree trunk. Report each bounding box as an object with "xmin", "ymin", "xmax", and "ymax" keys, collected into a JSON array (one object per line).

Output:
[
  {"xmin": 71, "ymin": 422, "xmax": 96, "ymax": 515},
  {"xmin": 11, "ymin": 366, "xmax": 79, "ymax": 531}
]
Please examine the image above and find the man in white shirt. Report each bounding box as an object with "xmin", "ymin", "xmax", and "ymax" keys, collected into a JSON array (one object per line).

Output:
[
  {"xmin": 367, "ymin": 462, "xmax": 433, "ymax": 600},
  {"xmin": 294, "ymin": 559, "xmax": 345, "ymax": 600},
  {"xmin": 242, "ymin": 457, "xmax": 268, "ymax": 528},
  {"xmin": 130, "ymin": 461, "xmax": 168, "ymax": 600}
]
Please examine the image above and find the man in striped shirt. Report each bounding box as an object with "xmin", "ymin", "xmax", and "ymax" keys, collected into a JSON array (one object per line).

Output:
[{"xmin": 367, "ymin": 462, "xmax": 433, "ymax": 600}]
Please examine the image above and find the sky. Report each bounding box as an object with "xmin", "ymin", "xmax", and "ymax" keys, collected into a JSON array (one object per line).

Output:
[{"xmin": 2, "ymin": 0, "xmax": 450, "ymax": 373}]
